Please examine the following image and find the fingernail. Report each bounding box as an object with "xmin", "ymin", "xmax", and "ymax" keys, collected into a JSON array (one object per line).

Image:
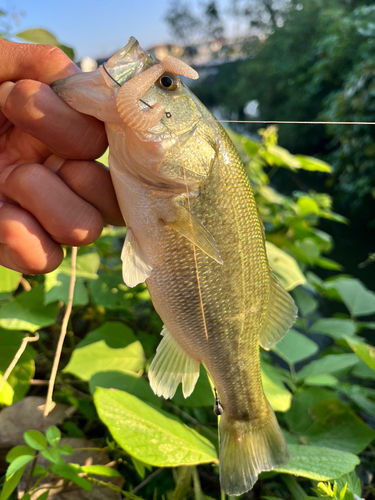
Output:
[{"xmin": 0, "ymin": 81, "xmax": 15, "ymax": 108}]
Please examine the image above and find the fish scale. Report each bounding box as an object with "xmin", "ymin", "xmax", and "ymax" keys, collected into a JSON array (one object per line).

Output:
[{"xmin": 51, "ymin": 36, "xmax": 297, "ymax": 495}]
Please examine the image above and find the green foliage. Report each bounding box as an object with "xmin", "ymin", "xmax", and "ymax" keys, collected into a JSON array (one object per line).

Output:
[{"xmin": 0, "ymin": 128, "xmax": 373, "ymax": 499}]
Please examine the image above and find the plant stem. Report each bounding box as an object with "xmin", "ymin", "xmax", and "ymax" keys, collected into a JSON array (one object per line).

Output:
[
  {"xmin": 132, "ymin": 468, "xmax": 164, "ymax": 494},
  {"xmin": 44, "ymin": 246, "xmax": 78, "ymax": 417},
  {"xmin": 86, "ymin": 477, "xmax": 144, "ymax": 500}
]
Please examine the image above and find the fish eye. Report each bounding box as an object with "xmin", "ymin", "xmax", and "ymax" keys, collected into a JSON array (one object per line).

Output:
[{"xmin": 157, "ymin": 73, "xmax": 178, "ymax": 91}]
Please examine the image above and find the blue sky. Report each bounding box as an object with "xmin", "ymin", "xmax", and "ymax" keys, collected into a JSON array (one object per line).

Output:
[{"xmin": 2, "ymin": 0, "xmax": 185, "ymax": 60}]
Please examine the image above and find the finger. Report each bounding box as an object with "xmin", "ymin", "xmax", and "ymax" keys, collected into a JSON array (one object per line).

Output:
[
  {"xmin": 0, "ymin": 202, "xmax": 64, "ymax": 274},
  {"xmin": 0, "ymin": 80, "xmax": 107, "ymax": 160},
  {"xmin": 0, "ymin": 40, "xmax": 78, "ymax": 84},
  {"xmin": 45, "ymin": 156, "xmax": 124, "ymax": 226},
  {"xmin": 0, "ymin": 163, "xmax": 104, "ymax": 246}
]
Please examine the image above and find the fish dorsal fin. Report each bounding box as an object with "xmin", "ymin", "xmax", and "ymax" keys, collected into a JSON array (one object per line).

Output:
[
  {"xmin": 259, "ymin": 274, "xmax": 298, "ymax": 350},
  {"xmin": 166, "ymin": 203, "xmax": 223, "ymax": 265},
  {"xmin": 148, "ymin": 326, "xmax": 200, "ymax": 399},
  {"xmin": 121, "ymin": 228, "xmax": 152, "ymax": 287}
]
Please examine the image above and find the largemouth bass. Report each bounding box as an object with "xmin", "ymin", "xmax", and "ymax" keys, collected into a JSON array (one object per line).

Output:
[{"xmin": 52, "ymin": 37, "xmax": 297, "ymax": 495}]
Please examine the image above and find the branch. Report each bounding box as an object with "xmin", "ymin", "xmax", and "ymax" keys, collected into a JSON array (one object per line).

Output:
[
  {"xmin": 0, "ymin": 332, "xmax": 39, "ymax": 394},
  {"xmin": 44, "ymin": 246, "xmax": 78, "ymax": 417}
]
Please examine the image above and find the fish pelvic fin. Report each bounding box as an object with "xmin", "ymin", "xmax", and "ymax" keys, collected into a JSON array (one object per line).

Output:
[
  {"xmin": 148, "ymin": 326, "xmax": 200, "ymax": 399},
  {"xmin": 259, "ymin": 274, "xmax": 298, "ymax": 350},
  {"xmin": 121, "ymin": 228, "xmax": 153, "ymax": 287},
  {"xmin": 219, "ymin": 402, "xmax": 289, "ymax": 495}
]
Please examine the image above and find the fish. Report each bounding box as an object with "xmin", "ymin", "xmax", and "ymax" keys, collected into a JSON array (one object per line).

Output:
[{"xmin": 52, "ymin": 36, "xmax": 297, "ymax": 495}]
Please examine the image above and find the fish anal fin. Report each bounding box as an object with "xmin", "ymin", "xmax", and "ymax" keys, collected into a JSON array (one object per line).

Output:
[
  {"xmin": 121, "ymin": 228, "xmax": 152, "ymax": 287},
  {"xmin": 166, "ymin": 203, "xmax": 223, "ymax": 265},
  {"xmin": 259, "ymin": 274, "xmax": 298, "ymax": 350},
  {"xmin": 148, "ymin": 326, "xmax": 200, "ymax": 399},
  {"xmin": 219, "ymin": 402, "xmax": 289, "ymax": 495}
]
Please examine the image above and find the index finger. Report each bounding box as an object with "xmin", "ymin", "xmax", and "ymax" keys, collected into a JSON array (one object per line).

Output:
[{"xmin": 0, "ymin": 40, "xmax": 79, "ymax": 84}]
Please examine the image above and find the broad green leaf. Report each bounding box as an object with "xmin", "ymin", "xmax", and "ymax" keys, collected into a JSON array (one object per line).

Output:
[
  {"xmin": 294, "ymin": 155, "xmax": 332, "ymax": 173},
  {"xmin": 36, "ymin": 493, "xmax": 49, "ymax": 500},
  {"xmin": 0, "ymin": 329, "xmax": 35, "ymax": 405},
  {"xmin": 265, "ymin": 242, "xmax": 306, "ymax": 291},
  {"xmin": 297, "ymin": 197, "xmax": 319, "ymax": 216},
  {"xmin": 0, "ymin": 466, "xmax": 25, "ymax": 500},
  {"xmin": 89, "ymin": 270, "xmax": 130, "ymax": 310},
  {"xmin": 15, "ymin": 29, "xmax": 75, "ymax": 59},
  {"xmin": 305, "ymin": 399, "xmax": 375, "ymax": 454},
  {"xmin": 59, "ymin": 444, "xmax": 73, "ymax": 456},
  {"xmin": 44, "ymin": 273, "xmax": 88, "ymax": 306},
  {"xmin": 262, "ymin": 144, "xmax": 302, "ymax": 170},
  {"xmin": 292, "ymin": 286, "xmax": 318, "ymax": 316},
  {"xmin": 172, "ymin": 365, "xmax": 213, "ymax": 407},
  {"xmin": 5, "ymin": 454, "xmax": 34, "ymax": 479},
  {"xmin": 285, "ymin": 387, "xmax": 338, "ymax": 434},
  {"xmin": 314, "ymin": 257, "xmax": 343, "ymax": 271},
  {"xmin": 273, "ymin": 329, "xmax": 318, "ymax": 364},
  {"xmin": 23, "ymin": 430, "xmax": 47, "ymax": 451},
  {"xmin": 296, "ymin": 353, "xmax": 358, "ymax": 381},
  {"xmin": 324, "ymin": 278, "xmax": 375, "ymax": 317},
  {"xmin": 310, "ymin": 318, "xmax": 356, "ymax": 340},
  {"xmin": 94, "ymin": 388, "xmax": 218, "ymax": 466},
  {"xmin": 345, "ymin": 336, "xmax": 375, "ymax": 371},
  {"xmin": 41, "ymin": 448, "xmax": 64, "ymax": 464},
  {"xmin": 340, "ymin": 384, "xmax": 375, "ymax": 416},
  {"xmin": 0, "ymin": 286, "xmax": 58, "ymax": 332},
  {"xmin": 276, "ymin": 445, "xmax": 360, "ymax": 480},
  {"xmin": 304, "ymin": 374, "xmax": 338, "ymax": 387},
  {"xmin": 80, "ymin": 465, "xmax": 121, "ymax": 477},
  {"xmin": 0, "ymin": 266, "xmax": 21, "ymax": 294},
  {"xmin": 351, "ymin": 360, "xmax": 375, "ymax": 380},
  {"xmin": 57, "ymin": 252, "xmax": 100, "ymax": 280},
  {"xmin": 261, "ymin": 361, "xmax": 292, "ymax": 412},
  {"xmin": 51, "ymin": 464, "xmax": 91, "ymax": 491},
  {"xmin": 64, "ymin": 322, "xmax": 145, "ymax": 381},
  {"xmin": 6, "ymin": 445, "xmax": 34, "ymax": 463},
  {"xmin": 45, "ymin": 426, "xmax": 61, "ymax": 447},
  {"xmin": 89, "ymin": 371, "xmax": 161, "ymax": 407}
]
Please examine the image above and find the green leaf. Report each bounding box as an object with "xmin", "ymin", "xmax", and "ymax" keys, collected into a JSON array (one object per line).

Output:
[
  {"xmin": 310, "ymin": 318, "xmax": 356, "ymax": 340},
  {"xmin": 294, "ymin": 155, "xmax": 332, "ymax": 173},
  {"xmin": 41, "ymin": 448, "xmax": 64, "ymax": 464},
  {"xmin": 273, "ymin": 329, "xmax": 318, "ymax": 365},
  {"xmin": 36, "ymin": 493, "xmax": 49, "ymax": 500},
  {"xmin": 297, "ymin": 197, "xmax": 320, "ymax": 216},
  {"xmin": 89, "ymin": 371, "xmax": 161, "ymax": 407},
  {"xmin": 51, "ymin": 463, "xmax": 92, "ymax": 491},
  {"xmin": 44, "ymin": 273, "xmax": 88, "ymax": 306},
  {"xmin": 351, "ymin": 360, "xmax": 375, "ymax": 380},
  {"xmin": 275, "ymin": 445, "xmax": 360, "ymax": 480},
  {"xmin": 0, "ymin": 286, "xmax": 58, "ymax": 332},
  {"xmin": 262, "ymin": 144, "xmax": 302, "ymax": 170},
  {"xmin": 292, "ymin": 286, "xmax": 318, "ymax": 316},
  {"xmin": 80, "ymin": 465, "xmax": 121, "ymax": 477},
  {"xmin": 285, "ymin": 387, "xmax": 338, "ymax": 434},
  {"xmin": 131, "ymin": 456, "xmax": 148, "ymax": 479},
  {"xmin": 265, "ymin": 242, "xmax": 306, "ymax": 291},
  {"xmin": 296, "ymin": 353, "xmax": 358, "ymax": 381},
  {"xmin": 324, "ymin": 278, "xmax": 375, "ymax": 317},
  {"xmin": 172, "ymin": 365, "xmax": 213, "ymax": 407},
  {"xmin": 94, "ymin": 388, "xmax": 218, "ymax": 466},
  {"xmin": 57, "ymin": 252, "xmax": 100, "ymax": 280},
  {"xmin": 89, "ymin": 270, "xmax": 130, "ymax": 310},
  {"xmin": 0, "ymin": 266, "xmax": 21, "ymax": 294},
  {"xmin": 59, "ymin": 444, "xmax": 73, "ymax": 455},
  {"xmin": 345, "ymin": 336, "xmax": 375, "ymax": 371},
  {"xmin": 64, "ymin": 322, "xmax": 145, "ymax": 381},
  {"xmin": 305, "ymin": 399, "xmax": 375, "ymax": 454},
  {"xmin": 24, "ymin": 430, "xmax": 47, "ymax": 451},
  {"xmin": 0, "ymin": 466, "xmax": 25, "ymax": 500},
  {"xmin": 261, "ymin": 361, "xmax": 292, "ymax": 412},
  {"xmin": 0, "ymin": 329, "xmax": 35, "ymax": 405},
  {"xmin": 5, "ymin": 454, "xmax": 34, "ymax": 479},
  {"xmin": 14, "ymin": 29, "xmax": 75, "ymax": 59},
  {"xmin": 45, "ymin": 426, "xmax": 61, "ymax": 447},
  {"xmin": 304, "ymin": 373, "xmax": 338, "ymax": 387},
  {"xmin": 340, "ymin": 384, "xmax": 375, "ymax": 416},
  {"xmin": 6, "ymin": 445, "xmax": 34, "ymax": 463}
]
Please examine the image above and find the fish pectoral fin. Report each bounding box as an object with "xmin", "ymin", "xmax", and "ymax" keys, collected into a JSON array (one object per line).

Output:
[
  {"xmin": 165, "ymin": 203, "xmax": 223, "ymax": 265},
  {"xmin": 259, "ymin": 274, "xmax": 298, "ymax": 350},
  {"xmin": 148, "ymin": 326, "xmax": 200, "ymax": 399},
  {"xmin": 121, "ymin": 228, "xmax": 153, "ymax": 287}
]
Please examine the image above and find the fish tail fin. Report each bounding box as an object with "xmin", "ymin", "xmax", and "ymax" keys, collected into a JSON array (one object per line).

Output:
[{"xmin": 219, "ymin": 402, "xmax": 289, "ymax": 495}]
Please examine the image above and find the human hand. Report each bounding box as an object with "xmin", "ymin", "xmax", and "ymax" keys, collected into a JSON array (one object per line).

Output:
[{"xmin": 0, "ymin": 40, "xmax": 124, "ymax": 275}]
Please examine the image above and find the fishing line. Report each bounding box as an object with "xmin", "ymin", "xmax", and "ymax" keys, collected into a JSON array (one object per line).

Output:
[
  {"xmin": 169, "ymin": 113, "xmax": 210, "ymax": 343},
  {"xmin": 162, "ymin": 118, "xmax": 375, "ymax": 126}
]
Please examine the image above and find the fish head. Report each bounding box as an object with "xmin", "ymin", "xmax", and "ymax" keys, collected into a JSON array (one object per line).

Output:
[{"xmin": 51, "ymin": 36, "xmax": 156, "ymax": 123}]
